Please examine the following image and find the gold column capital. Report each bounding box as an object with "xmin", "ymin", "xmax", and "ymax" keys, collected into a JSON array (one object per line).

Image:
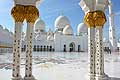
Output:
[
  {"xmin": 84, "ymin": 10, "xmax": 106, "ymax": 28},
  {"xmin": 11, "ymin": 5, "xmax": 25, "ymax": 22},
  {"xmin": 94, "ymin": 10, "xmax": 106, "ymax": 27},
  {"xmin": 25, "ymin": 6, "xmax": 39, "ymax": 23},
  {"xmin": 84, "ymin": 12, "xmax": 95, "ymax": 28}
]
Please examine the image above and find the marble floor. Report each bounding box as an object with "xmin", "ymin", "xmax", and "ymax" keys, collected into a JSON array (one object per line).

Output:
[{"xmin": 0, "ymin": 52, "xmax": 120, "ymax": 80}]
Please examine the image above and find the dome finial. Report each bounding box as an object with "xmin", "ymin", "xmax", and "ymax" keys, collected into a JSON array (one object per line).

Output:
[{"xmin": 59, "ymin": 10, "xmax": 64, "ymax": 16}]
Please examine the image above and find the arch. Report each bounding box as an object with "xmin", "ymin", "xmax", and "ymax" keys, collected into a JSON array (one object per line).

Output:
[
  {"xmin": 78, "ymin": 45, "xmax": 81, "ymax": 52},
  {"xmin": 50, "ymin": 46, "xmax": 52, "ymax": 51},
  {"xmin": 69, "ymin": 42, "xmax": 75, "ymax": 52},
  {"xmin": 44, "ymin": 45, "xmax": 46, "ymax": 51},
  {"xmin": 33, "ymin": 45, "xmax": 36, "ymax": 52},
  {"xmin": 37, "ymin": 45, "xmax": 39, "ymax": 52},
  {"xmin": 40, "ymin": 46, "xmax": 42, "ymax": 51},
  {"xmin": 47, "ymin": 46, "xmax": 49, "ymax": 51}
]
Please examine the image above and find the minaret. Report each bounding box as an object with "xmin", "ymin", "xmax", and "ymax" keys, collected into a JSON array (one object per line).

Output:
[{"xmin": 108, "ymin": 0, "xmax": 117, "ymax": 52}]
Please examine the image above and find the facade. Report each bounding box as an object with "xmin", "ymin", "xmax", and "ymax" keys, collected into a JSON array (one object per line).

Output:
[
  {"xmin": 0, "ymin": 25, "xmax": 13, "ymax": 53},
  {"xmin": 22, "ymin": 16, "xmax": 88, "ymax": 52},
  {"xmin": 0, "ymin": 16, "xmax": 118, "ymax": 53},
  {"xmin": 0, "ymin": 15, "xmax": 119, "ymax": 53}
]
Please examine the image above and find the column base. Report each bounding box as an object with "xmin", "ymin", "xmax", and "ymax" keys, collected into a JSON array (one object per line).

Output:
[
  {"xmin": 12, "ymin": 76, "xmax": 23, "ymax": 80},
  {"xmin": 24, "ymin": 75, "xmax": 36, "ymax": 80},
  {"xmin": 95, "ymin": 74, "xmax": 110, "ymax": 80},
  {"xmin": 88, "ymin": 74, "xmax": 96, "ymax": 80}
]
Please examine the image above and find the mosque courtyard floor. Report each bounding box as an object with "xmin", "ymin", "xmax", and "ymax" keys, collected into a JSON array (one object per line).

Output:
[{"xmin": 0, "ymin": 52, "xmax": 120, "ymax": 80}]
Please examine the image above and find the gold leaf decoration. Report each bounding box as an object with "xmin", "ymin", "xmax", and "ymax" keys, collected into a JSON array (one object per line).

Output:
[
  {"xmin": 84, "ymin": 10, "xmax": 106, "ymax": 28},
  {"xmin": 11, "ymin": 5, "xmax": 25, "ymax": 22}
]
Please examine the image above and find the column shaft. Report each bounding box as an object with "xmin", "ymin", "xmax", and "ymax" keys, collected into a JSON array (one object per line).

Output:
[
  {"xmin": 95, "ymin": 27, "xmax": 109, "ymax": 80},
  {"xmin": 88, "ymin": 28, "xmax": 96, "ymax": 80},
  {"xmin": 12, "ymin": 22, "xmax": 22, "ymax": 80},
  {"xmin": 24, "ymin": 23, "xmax": 34, "ymax": 80},
  {"xmin": 95, "ymin": 27, "xmax": 104, "ymax": 75}
]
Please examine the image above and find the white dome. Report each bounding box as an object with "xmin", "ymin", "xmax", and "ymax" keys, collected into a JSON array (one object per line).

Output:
[
  {"xmin": 55, "ymin": 16, "xmax": 70, "ymax": 30},
  {"xmin": 77, "ymin": 23, "xmax": 87, "ymax": 35},
  {"xmin": 4, "ymin": 28, "xmax": 10, "ymax": 35},
  {"xmin": 63, "ymin": 25, "xmax": 73, "ymax": 35},
  {"xmin": 34, "ymin": 19, "xmax": 46, "ymax": 32},
  {"xmin": 47, "ymin": 35, "xmax": 54, "ymax": 41},
  {"xmin": 35, "ymin": 34, "xmax": 42, "ymax": 41},
  {"xmin": 4, "ymin": 28, "xmax": 9, "ymax": 32}
]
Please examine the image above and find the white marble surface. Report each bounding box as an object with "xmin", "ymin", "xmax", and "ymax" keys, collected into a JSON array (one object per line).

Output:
[{"xmin": 0, "ymin": 52, "xmax": 120, "ymax": 80}]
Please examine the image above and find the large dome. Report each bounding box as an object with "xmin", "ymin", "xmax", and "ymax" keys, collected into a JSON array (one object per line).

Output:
[
  {"xmin": 63, "ymin": 25, "xmax": 73, "ymax": 35},
  {"xmin": 55, "ymin": 16, "xmax": 70, "ymax": 30},
  {"xmin": 34, "ymin": 19, "xmax": 46, "ymax": 32},
  {"xmin": 77, "ymin": 23, "xmax": 87, "ymax": 35}
]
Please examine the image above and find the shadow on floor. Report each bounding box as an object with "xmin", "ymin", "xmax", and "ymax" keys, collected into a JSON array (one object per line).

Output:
[{"xmin": 110, "ymin": 77, "xmax": 120, "ymax": 80}]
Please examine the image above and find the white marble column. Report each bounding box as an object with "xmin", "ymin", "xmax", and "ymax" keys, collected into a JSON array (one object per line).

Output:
[
  {"xmin": 88, "ymin": 28, "xmax": 96, "ymax": 80},
  {"xmin": 24, "ymin": 22, "xmax": 35, "ymax": 80},
  {"xmin": 95, "ymin": 27, "xmax": 109, "ymax": 80},
  {"xmin": 12, "ymin": 22, "xmax": 23, "ymax": 80}
]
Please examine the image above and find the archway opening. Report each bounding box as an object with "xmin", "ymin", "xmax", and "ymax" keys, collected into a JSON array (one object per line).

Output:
[{"xmin": 69, "ymin": 42, "xmax": 75, "ymax": 52}]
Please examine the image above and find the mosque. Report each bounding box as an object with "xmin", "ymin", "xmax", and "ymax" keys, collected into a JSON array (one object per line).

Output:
[
  {"xmin": 0, "ymin": 15, "xmax": 120, "ymax": 53},
  {"xmin": 21, "ymin": 15, "xmax": 88, "ymax": 52},
  {"xmin": 0, "ymin": 25, "xmax": 13, "ymax": 53}
]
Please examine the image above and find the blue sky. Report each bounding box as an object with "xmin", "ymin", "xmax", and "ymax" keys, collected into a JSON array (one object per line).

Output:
[{"xmin": 0, "ymin": 0, "xmax": 120, "ymax": 40}]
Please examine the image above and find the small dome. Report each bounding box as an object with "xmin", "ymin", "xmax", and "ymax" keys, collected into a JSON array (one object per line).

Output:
[
  {"xmin": 77, "ymin": 23, "xmax": 87, "ymax": 35},
  {"xmin": 55, "ymin": 16, "xmax": 70, "ymax": 30},
  {"xmin": 63, "ymin": 25, "xmax": 73, "ymax": 35},
  {"xmin": 47, "ymin": 35, "xmax": 54, "ymax": 41},
  {"xmin": 4, "ymin": 28, "xmax": 9, "ymax": 32},
  {"xmin": 34, "ymin": 19, "xmax": 46, "ymax": 32},
  {"xmin": 4, "ymin": 28, "xmax": 10, "ymax": 35},
  {"xmin": 35, "ymin": 34, "xmax": 42, "ymax": 41}
]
